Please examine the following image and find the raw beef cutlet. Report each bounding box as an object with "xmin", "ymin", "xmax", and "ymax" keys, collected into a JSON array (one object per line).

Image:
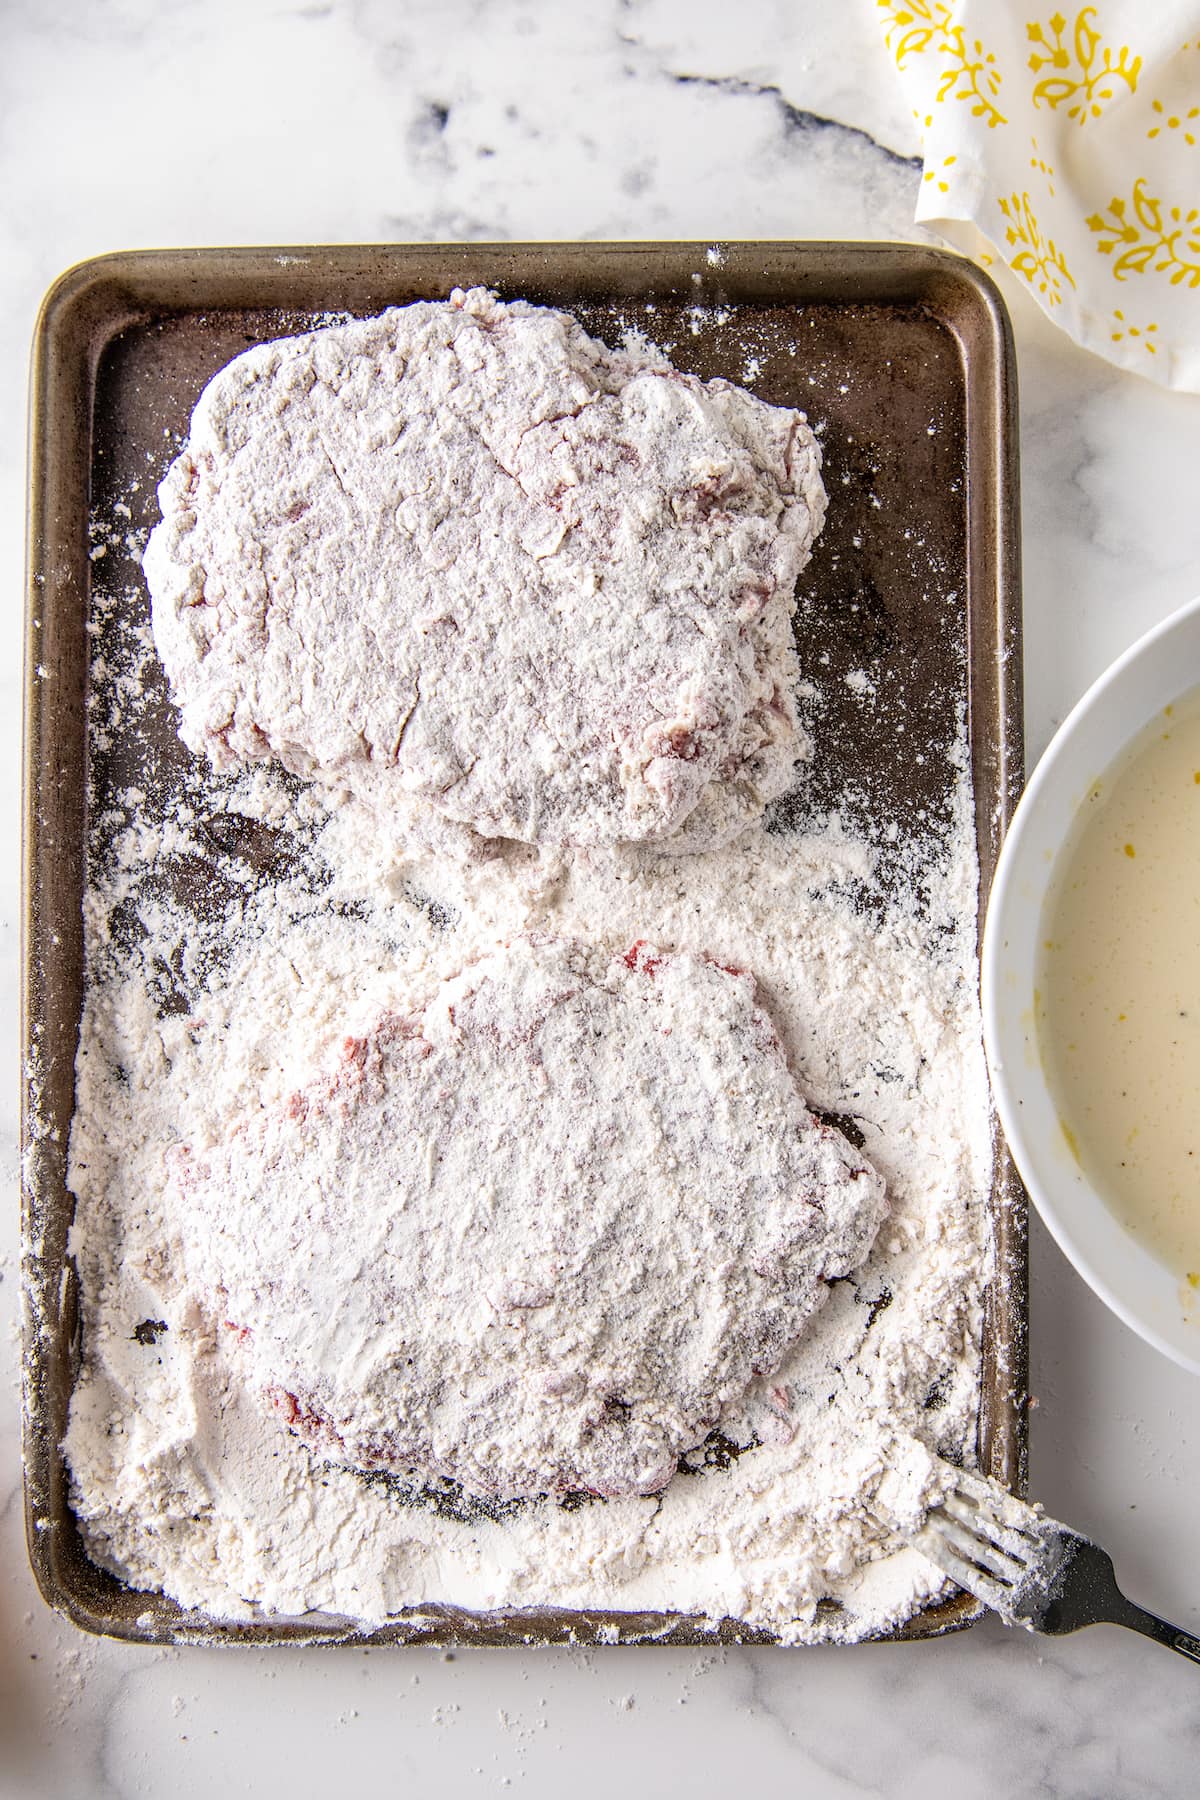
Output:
[
  {"xmin": 168, "ymin": 937, "xmax": 886, "ymax": 1502},
  {"xmin": 143, "ymin": 287, "xmax": 826, "ymax": 855}
]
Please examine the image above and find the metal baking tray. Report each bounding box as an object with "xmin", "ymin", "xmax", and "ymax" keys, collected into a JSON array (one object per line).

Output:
[{"xmin": 23, "ymin": 242, "xmax": 1025, "ymax": 1646}]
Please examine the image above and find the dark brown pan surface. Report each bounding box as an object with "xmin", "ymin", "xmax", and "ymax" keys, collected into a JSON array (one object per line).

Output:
[{"xmin": 23, "ymin": 243, "xmax": 1024, "ymax": 1644}]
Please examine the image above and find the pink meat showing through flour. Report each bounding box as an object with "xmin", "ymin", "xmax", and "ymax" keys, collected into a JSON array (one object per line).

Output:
[
  {"xmin": 168, "ymin": 937, "xmax": 887, "ymax": 1502},
  {"xmin": 143, "ymin": 288, "xmax": 827, "ymax": 855}
]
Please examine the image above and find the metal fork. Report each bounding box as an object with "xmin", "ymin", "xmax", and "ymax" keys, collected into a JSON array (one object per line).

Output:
[{"xmin": 916, "ymin": 1464, "xmax": 1200, "ymax": 1664}]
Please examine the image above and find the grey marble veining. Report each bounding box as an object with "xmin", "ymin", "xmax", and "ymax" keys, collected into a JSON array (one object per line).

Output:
[{"xmin": 4, "ymin": 2, "xmax": 1200, "ymax": 1795}]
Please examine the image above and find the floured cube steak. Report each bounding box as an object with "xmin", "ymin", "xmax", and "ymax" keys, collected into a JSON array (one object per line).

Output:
[
  {"xmin": 143, "ymin": 288, "xmax": 827, "ymax": 854},
  {"xmin": 168, "ymin": 937, "xmax": 887, "ymax": 1501}
]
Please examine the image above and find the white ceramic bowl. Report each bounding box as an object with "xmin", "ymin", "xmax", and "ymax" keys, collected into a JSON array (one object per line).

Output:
[{"xmin": 983, "ymin": 593, "xmax": 1200, "ymax": 1374}]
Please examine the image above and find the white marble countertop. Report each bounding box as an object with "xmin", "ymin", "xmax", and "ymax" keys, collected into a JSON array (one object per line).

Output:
[{"xmin": 3, "ymin": 3, "xmax": 1200, "ymax": 1795}]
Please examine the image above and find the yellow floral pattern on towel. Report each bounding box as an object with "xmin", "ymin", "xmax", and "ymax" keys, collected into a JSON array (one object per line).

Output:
[
  {"xmin": 879, "ymin": 0, "xmax": 1008, "ymax": 125},
  {"xmin": 1147, "ymin": 99, "xmax": 1198, "ymax": 144},
  {"xmin": 1110, "ymin": 308, "xmax": 1160, "ymax": 355},
  {"xmin": 1027, "ymin": 9, "xmax": 1140, "ymax": 122},
  {"xmin": 998, "ymin": 191, "xmax": 1076, "ymax": 301},
  {"xmin": 876, "ymin": 0, "xmax": 1200, "ymax": 389},
  {"xmin": 1087, "ymin": 181, "xmax": 1200, "ymax": 286}
]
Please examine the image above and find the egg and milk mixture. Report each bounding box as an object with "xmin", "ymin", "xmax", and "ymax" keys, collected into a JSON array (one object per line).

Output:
[{"xmin": 1038, "ymin": 688, "xmax": 1200, "ymax": 1283}]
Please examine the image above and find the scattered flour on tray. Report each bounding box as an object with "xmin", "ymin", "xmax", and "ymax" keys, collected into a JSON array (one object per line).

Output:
[
  {"xmin": 58, "ymin": 303, "xmax": 996, "ymax": 1644},
  {"xmin": 64, "ymin": 715, "xmax": 991, "ymax": 1643}
]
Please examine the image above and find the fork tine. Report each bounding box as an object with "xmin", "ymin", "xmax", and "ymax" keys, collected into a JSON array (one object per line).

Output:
[
  {"xmin": 940, "ymin": 1491, "xmax": 1042, "ymax": 1562},
  {"xmin": 931, "ymin": 1513, "xmax": 1026, "ymax": 1585},
  {"xmin": 946, "ymin": 1466, "xmax": 1042, "ymax": 1538},
  {"xmin": 913, "ymin": 1528, "xmax": 1017, "ymax": 1614}
]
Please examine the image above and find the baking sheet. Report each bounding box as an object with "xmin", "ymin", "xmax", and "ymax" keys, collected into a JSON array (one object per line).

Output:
[{"xmin": 23, "ymin": 242, "xmax": 1025, "ymax": 1645}]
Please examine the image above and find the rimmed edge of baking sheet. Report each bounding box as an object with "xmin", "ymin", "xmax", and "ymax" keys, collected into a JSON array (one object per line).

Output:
[{"xmin": 22, "ymin": 241, "xmax": 1025, "ymax": 1646}]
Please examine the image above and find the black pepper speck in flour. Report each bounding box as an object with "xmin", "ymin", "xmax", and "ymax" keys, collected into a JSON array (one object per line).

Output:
[{"xmin": 62, "ymin": 306, "xmax": 993, "ymax": 1644}]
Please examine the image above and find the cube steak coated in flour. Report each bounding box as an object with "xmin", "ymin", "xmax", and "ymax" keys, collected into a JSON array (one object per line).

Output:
[
  {"xmin": 167, "ymin": 939, "xmax": 888, "ymax": 1502},
  {"xmin": 143, "ymin": 287, "xmax": 827, "ymax": 854}
]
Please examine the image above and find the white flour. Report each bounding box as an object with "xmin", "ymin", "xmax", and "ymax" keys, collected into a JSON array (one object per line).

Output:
[
  {"xmin": 143, "ymin": 289, "xmax": 825, "ymax": 857},
  {"xmin": 59, "ymin": 306, "xmax": 996, "ymax": 1646},
  {"xmin": 64, "ymin": 737, "xmax": 991, "ymax": 1643},
  {"xmin": 166, "ymin": 935, "xmax": 886, "ymax": 1504}
]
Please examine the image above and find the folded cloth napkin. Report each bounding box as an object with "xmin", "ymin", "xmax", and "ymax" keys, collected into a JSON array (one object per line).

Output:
[{"xmin": 877, "ymin": 1, "xmax": 1200, "ymax": 389}]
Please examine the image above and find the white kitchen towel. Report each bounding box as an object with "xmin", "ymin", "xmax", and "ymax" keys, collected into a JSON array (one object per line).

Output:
[{"xmin": 876, "ymin": 1, "xmax": 1200, "ymax": 388}]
